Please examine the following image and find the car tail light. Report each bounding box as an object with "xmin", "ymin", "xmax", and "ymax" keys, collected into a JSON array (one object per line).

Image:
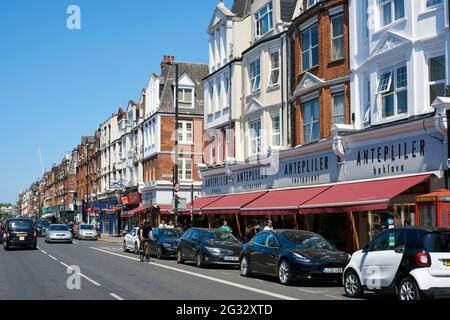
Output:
[{"xmin": 415, "ymin": 252, "xmax": 431, "ymax": 267}]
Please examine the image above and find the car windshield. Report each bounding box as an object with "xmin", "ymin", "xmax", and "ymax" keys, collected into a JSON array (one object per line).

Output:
[
  {"xmin": 36, "ymin": 220, "xmax": 43, "ymax": 227},
  {"xmin": 203, "ymin": 230, "xmax": 239, "ymax": 242},
  {"xmin": 49, "ymin": 225, "xmax": 69, "ymax": 231},
  {"xmin": 160, "ymin": 229, "xmax": 183, "ymax": 239},
  {"xmin": 423, "ymin": 232, "xmax": 450, "ymax": 253},
  {"xmin": 279, "ymin": 231, "xmax": 334, "ymax": 250},
  {"xmin": 80, "ymin": 225, "xmax": 95, "ymax": 230},
  {"xmin": 42, "ymin": 221, "xmax": 51, "ymax": 227},
  {"xmin": 10, "ymin": 220, "xmax": 33, "ymax": 230}
]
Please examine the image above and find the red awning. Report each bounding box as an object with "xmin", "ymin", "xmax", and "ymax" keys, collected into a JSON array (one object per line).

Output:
[
  {"xmin": 159, "ymin": 205, "xmax": 173, "ymax": 215},
  {"xmin": 242, "ymin": 186, "xmax": 330, "ymax": 216},
  {"xmin": 202, "ymin": 191, "xmax": 268, "ymax": 215},
  {"xmin": 299, "ymin": 174, "xmax": 432, "ymax": 214},
  {"xmin": 121, "ymin": 205, "xmax": 151, "ymax": 219},
  {"xmin": 184, "ymin": 195, "xmax": 226, "ymax": 214}
]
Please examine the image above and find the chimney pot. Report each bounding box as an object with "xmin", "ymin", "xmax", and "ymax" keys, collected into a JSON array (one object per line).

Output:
[
  {"xmin": 171, "ymin": 56, "xmax": 175, "ymax": 62},
  {"xmin": 163, "ymin": 55, "xmax": 167, "ymax": 63}
]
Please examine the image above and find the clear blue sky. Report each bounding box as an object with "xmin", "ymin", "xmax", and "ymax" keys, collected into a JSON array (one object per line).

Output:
[{"xmin": 0, "ymin": 0, "xmax": 233, "ymax": 204}]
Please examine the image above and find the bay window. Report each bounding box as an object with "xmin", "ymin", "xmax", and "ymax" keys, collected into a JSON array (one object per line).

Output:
[
  {"xmin": 429, "ymin": 55, "xmax": 446, "ymax": 104},
  {"xmin": 269, "ymin": 51, "xmax": 280, "ymax": 86},
  {"xmin": 250, "ymin": 59, "xmax": 261, "ymax": 93}
]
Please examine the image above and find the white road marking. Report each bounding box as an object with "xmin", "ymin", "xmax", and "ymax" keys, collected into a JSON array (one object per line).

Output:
[
  {"xmin": 298, "ymin": 288, "xmax": 319, "ymax": 294},
  {"xmin": 40, "ymin": 250, "xmax": 48, "ymax": 255},
  {"xmin": 59, "ymin": 262, "xmax": 102, "ymax": 287},
  {"xmin": 48, "ymin": 255, "xmax": 58, "ymax": 261},
  {"xmin": 91, "ymin": 247, "xmax": 299, "ymax": 301},
  {"xmin": 110, "ymin": 293, "xmax": 124, "ymax": 300},
  {"xmin": 325, "ymin": 294, "xmax": 344, "ymax": 300}
]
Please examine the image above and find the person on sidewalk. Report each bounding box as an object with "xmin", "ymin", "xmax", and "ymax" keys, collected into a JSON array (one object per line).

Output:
[
  {"xmin": 263, "ymin": 220, "xmax": 274, "ymax": 231},
  {"xmin": 166, "ymin": 220, "xmax": 174, "ymax": 229},
  {"xmin": 159, "ymin": 220, "xmax": 167, "ymax": 229},
  {"xmin": 219, "ymin": 220, "xmax": 232, "ymax": 233}
]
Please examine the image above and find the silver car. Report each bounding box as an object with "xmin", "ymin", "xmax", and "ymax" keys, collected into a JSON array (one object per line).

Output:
[
  {"xmin": 45, "ymin": 224, "xmax": 73, "ymax": 244},
  {"xmin": 76, "ymin": 224, "xmax": 98, "ymax": 241}
]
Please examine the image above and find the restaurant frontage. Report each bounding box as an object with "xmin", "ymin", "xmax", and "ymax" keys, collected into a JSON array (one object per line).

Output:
[{"xmin": 193, "ymin": 114, "xmax": 447, "ymax": 252}]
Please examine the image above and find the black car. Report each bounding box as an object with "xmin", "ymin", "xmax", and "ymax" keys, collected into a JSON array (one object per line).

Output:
[
  {"xmin": 240, "ymin": 230, "xmax": 351, "ymax": 286},
  {"xmin": 150, "ymin": 228, "xmax": 184, "ymax": 259},
  {"xmin": 35, "ymin": 219, "xmax": 51, "ymax": 237},
  {"xmin": 2, "ymin": 218, "xmax": 38, "ymax": 250},
  {"xmin": 0, "ymin": 221, "xmax": 4, "ymax": 244},
  {"xmin": 177, "ymin": 228, "xmax": 243, "ymax": 268}
]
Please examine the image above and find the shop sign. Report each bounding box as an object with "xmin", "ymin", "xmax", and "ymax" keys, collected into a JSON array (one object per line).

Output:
[
  {"xmin": 345, "ymin": 134, "xmax": 444, "ymax": 181},
  {"xmin": 141, "ymin": 190, "xmax": 156, "ymax": 205},
  {"xmin": 204, "ymin": 175, "xmax": 230, "ymax": 195}
]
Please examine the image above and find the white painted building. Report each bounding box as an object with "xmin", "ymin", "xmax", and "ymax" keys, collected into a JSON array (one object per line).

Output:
[
  {"xmin": 99, "ymin": 113, "xmax": 119, "ymax": 195},
  {"xmin": 349, "ymin": 0, "xmax": 450, "ymax": 130}
]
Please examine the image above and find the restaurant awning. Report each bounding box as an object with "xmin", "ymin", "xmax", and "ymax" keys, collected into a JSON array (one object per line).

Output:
[
  {"xmin": 241, "ymin": 186, "xmax": 330, "ymax": 216},
  {"xmin": 182, "ymin": 195, "xmax": 226, "ymax": 215},
  {"xmin": 298, "ymin": 174, "xmax": 433, "ymax": 214},
  {"xmin": 159, "ymin": 205, "xmax": 173, "ymax": 215},
  {"xmin": 202, "ymin": 191, "xmax": 268, "ymax": 215},
  {"xmin": 121, "ymin": 205, "xmax": 151, "ymax": 219}
]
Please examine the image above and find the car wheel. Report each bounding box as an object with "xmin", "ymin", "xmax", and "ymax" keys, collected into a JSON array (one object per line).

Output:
[
  {"xmin": 156, "ymin": 246, "xmax": 162, "ymax": 260},
  {"xmin": 344, "ymin": 271, "xmax": 363, "ymax": 298},
  {"xmin": 177, "ymin": 249, "xmax": 185, "ymax": 264},
  {"xmin": 134, "ymin": 243, "xmax": 139, "ymax": 255},
  {"xmin": 278, "ymin": 260, "xmax": 293, "ymax": 286},
  {"xmin": 32, "ymin": 244, "xmax": 37, "ymax": 250},
  {"xmin": 3, "ymin": 241, "xmax": 9, "ymax": 251},
  {"xmin": 399, "ymin": 278, "xmax": 421, "ymax": 301},
  {"xmin": 123, "ymin": 241, "xmax": 128, "ymax": 252},
  {"xmin": 240, "ymin": 256, "xmax": 252, "ymax": 277},
  {"xmin": 196, "ymin": 252, "xmax": 205, "ymax": 268}
]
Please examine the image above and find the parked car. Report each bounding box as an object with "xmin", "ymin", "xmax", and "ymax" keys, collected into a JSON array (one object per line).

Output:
[
  {"xmin": 75, "ymin": 224, "xmax": 98, "ymax": 240},
  {"xmin": 0, "ymin": 221, "xmax": 4, "ymax": 244},
  {"xmin": 36, "ymin": 219, "xmax": 51, "ymax": 237},
  {"xmin": 177, "ymin": 228, "xmax": 242, "ymax": 268},
  {"xmin": 123, "ymin": 227, "xmax": 141, "ymax": 254},
  {"xmin": 2, "ymin": 218, "xmax": 37, "ymax": 250},
  {"xmin": 240, "ymin": 230, "xmax": 350, "ymax": 286},
  {"xmin": 45, "ymin": 224, "xmax": 73, "ymax": 244},
  {"xmin": 343, "ymin": 227, "xmax": 450, "ymax": 301},
  {"xmin": 150, "ymin": 228, "xmax": 184, "ymax": 259}
]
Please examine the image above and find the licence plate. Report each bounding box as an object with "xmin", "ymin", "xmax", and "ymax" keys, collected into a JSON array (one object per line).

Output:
[
  {"xmin": 19, "ymin": 237, "xmax": 25, "ymax": 241},
  {"xmin": 445, "ymin": 260, "xmax": 450, "ymax": 267},
  {"xmin": 323, "ymin": 268, "xmax": 343, "ymax": 274},
  {"xmin": 224, "ymin": 256, "xmax": 239, "ymax": 262},
  {"xmin": 17, "ymin": 234, "xmax": 27, "ymax": 237}
]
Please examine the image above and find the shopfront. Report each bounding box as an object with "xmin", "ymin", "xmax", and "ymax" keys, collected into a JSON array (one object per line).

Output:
[{"xmin": 197, "ymin": 116, "xmax": 447, "ymax": 252}]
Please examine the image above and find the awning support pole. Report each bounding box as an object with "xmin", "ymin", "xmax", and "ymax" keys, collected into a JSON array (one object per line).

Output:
[
  {"xmin": 235, "ymin": 214, "xmax": 243, "ymax": 240},
  {"xmin": 349, "ymin": 211, "xmax": 360, "ymax": 251},
  {"xmin": 293, "ymin": 214, "xmax": 299, "ymax": 230},
  {"xmin": 304, "ymin": 214, "xmax": 309, "ymax": 231}
]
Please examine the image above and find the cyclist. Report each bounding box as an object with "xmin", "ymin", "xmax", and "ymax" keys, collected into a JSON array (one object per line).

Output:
[{"xmin": 139, "ymin": 220, "xmax": 153, "ymax": 262}]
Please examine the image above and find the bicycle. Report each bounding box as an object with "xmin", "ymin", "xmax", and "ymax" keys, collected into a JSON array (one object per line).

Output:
[{"xmin": 139, "ymin": 239, "xmax": 151, "ymax": 263}]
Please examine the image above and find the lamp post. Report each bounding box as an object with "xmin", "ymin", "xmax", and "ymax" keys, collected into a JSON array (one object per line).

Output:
[{"xmin": 167, "ymin": 59, "xmax": 179, "ymax": 225}]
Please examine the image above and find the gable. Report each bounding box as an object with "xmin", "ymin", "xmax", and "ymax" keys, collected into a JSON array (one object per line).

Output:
[
  {"xmin": 208, "ymin": 3, "xmax": 234, "ymax": 32},
  {"xmin": 245, "ymin": 98, "xmax": 263, "ymax": 115},
  {"xmin": 292, "ymin": 72, "xmax": 324, "ymax": 98},
  {"xmin": 370, "ymin": 32, "xmax": 411, "ymax": 59},
  {"xmin": 178, "ymin": 73, "xmax": 195, "ymax": 87}
]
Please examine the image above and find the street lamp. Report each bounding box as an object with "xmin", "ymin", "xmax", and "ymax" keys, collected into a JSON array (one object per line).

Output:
[{"xmin": 166, "ymin": 59, "xmax": 180, "ymax": 225}]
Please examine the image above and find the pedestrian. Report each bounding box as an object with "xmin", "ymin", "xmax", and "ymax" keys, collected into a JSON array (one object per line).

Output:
[
  {"xmin": 263, "ymin": 219, "xmax": 274, "ymax": 231},
  {"xmin": 159, "ymin": 220, "xmax": 167, "ymax": 229},
  {"xmin": 218, "ymin": 220, "xmax": 232, "ymax": 233},
  {"xmin": 167, "ymin": 220, "xmax": 174, "ymax": 229}
]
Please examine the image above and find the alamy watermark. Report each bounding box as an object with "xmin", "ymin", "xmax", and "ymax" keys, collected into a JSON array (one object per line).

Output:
[
  {"xmin": 66, "ymin": 265, "xmax": 82, "ymax": 290},
  {"xmin": 66, "ymin": 5, "xmax": 81, "ymax": 30}
]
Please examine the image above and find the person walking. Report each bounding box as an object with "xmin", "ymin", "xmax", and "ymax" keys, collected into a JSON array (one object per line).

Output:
[
  {"xmin": 159, "ymin": 220, "xmax": 167, "ymax": 228},
  {"xmin": 219, "ymin": 220, "xmax": 232, "ymax": 233},
  {"xmin": 166, "ymin": 220, "xmax": 174, "ymax": 229}
]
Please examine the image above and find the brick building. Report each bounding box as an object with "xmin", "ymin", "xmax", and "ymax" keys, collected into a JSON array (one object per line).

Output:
[
  {"xmin": 290, "ymin": 0, "xmax": 350, "ymax": 145},
  {"xmin": 139, "ymin": 56, "xmax": 208, "ymax": 224}
]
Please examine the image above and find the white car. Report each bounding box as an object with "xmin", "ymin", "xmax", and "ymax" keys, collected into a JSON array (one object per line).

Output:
[
  {"xmin": 123, "ymin": 227, "xmax": 141, "ymax": 254},
  {"xmin": 45, "ymin": 224, "xmax": 73, "ymax": 244},
  {"xmin": 75, "ymin": 224, "xmax": 98, "ymax": 240},
  {"xmin": 343, "ymin": 228, "xmax": 450, "ymax": 300}
]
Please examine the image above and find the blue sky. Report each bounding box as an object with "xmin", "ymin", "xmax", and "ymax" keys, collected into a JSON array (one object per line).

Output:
[{"xmin": 0, "ymin": 0, "xmax": 233, "ymax": 204}]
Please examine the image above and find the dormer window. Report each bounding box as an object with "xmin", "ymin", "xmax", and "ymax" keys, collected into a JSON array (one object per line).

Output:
[
  {"xmin": 255, "ymin": 2, "xmax": 273, "ymax": 39},
  {"xmin": 177, "ymin": 88, "xmax": 194, "ymax": 108}
]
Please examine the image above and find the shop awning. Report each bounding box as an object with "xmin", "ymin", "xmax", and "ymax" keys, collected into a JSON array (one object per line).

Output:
[
  {"xmin": 183, "ymin": 195, "xmax": 226, "ymax": 214},
  {"xmin": 159, "ymin": 205, "xmax": 173, "ymax": 215},
  {"xmin": 103, "ymin": 206, "xmax": 121, "ymax": 213},
  {"xmin": 202, "ymin": 191, "xmax": 268, "ymax": 215},
  {"xmin": 122, "ymin": 205, "xmax": 151, "ymax": 219},
  {"xmin": 299, "ymin": 174, "xmax": 432, "ymax": 214},
  {"xmin": 242, "ymin": 186, "xmax": 330, "ymax": 216}
]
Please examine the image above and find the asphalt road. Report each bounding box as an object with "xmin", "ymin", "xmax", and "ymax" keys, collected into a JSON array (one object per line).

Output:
[{"xmin": 0, "ymin": 238, "xmax": 382, "ymax": 300}]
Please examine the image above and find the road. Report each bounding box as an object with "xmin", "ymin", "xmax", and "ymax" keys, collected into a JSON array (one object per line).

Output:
[{"xmin": 0, "ymin": 238, "xmax": 382, "ymax": 300}]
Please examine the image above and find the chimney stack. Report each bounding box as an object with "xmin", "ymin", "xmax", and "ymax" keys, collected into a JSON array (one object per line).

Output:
[
  {"xmin": 171, "ymin": 56, "xmax": 175, "ymax": 62},
  {"xmin": 163, "ymin": 55, "xmax": 167, "ymax": 63}
]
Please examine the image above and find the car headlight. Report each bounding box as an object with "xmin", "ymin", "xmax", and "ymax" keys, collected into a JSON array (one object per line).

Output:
[
  {"xmin": 162, "ymin": 243, "xmax": 172, "ymax": 248},
  {"xmin": 205, "ymin": 247, "xmax": 221, "ymax": 254},
  {"xmin": 293, "ymin": 253, "xmax": 311, "ymax": 262}
]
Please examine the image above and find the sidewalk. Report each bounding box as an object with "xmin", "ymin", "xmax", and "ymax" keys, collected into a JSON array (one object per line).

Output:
[{"xmin": 98, "ymin": 234, "xmax": 123, "ymax": 244}]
